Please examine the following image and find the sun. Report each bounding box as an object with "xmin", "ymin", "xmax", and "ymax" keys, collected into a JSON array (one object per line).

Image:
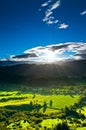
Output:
[{"xmin": 43, "ymin": 50, "xmax": 57, "ymax": 63}]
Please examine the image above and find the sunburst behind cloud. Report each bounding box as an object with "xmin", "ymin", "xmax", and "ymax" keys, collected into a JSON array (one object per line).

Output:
[{"xmin": 1, "ymin": 42, "xmax": 86, "ymax": 64}]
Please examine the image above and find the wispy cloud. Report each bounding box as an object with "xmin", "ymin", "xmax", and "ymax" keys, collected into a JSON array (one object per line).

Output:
[
  {"xmin": 43, "ymin": 15, "xmax": 59, "ymax": 25},
  {"xmin": 80, "ymin": 10, "xmax": 86, "ymax": 15},
  {"xmin": 47, "ymin": 19, "xmax": 58, "ymax": 24},
  {"xmin": 41, "ymin": 0, "xmax": 52, "ymax": 7},
  {"xmin": 42, "ymin": 0, "xmax": 60, "ymax": 25},
  {"xmin": 50, "ymin": 0, "xmax": 60, "ymax": 11},
  {"xmin": 45, "ymin": 10, "xmax": 53, "ymax": 17},
  {"xmin": 59, "ymin": 23, "xmax": 69, "ymax": 29},
  {"xmin": 4, "ymin": 42, "xmax": 86, "ymax": 63},
  {"xmin": 41, "ymin": 0, "xmax": 69, "ymax": 29}
]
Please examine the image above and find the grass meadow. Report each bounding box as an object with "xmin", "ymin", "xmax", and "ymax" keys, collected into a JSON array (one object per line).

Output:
[{"xmin": 0, "ymin": 84, "xmax": 86, "ymax": 130}]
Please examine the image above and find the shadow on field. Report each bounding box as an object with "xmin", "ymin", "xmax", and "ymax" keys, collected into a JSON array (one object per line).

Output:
[
  {"xmin": 3, "ymin": 100, "xmax": 57, "ymax": 112},
  {"xmin": 0, "ymin": 97, "xmax": 27, "ymax": 102},
  {"xmin": 4, "ymin": 104, "xmax": 34, "ymax": 111},
  {"xmin": 3, "ymin": 103, "xmax": 43, "ymax": 112}
]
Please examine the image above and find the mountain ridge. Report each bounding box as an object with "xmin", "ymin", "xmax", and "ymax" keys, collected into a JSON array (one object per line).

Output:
[{"xmin": 0, "ymin": 59, "xmax": 86, "ymax": 85}]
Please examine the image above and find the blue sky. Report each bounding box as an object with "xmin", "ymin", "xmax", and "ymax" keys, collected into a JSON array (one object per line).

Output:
[{"xmin": 0, "ymin": 0, "xmax": 86, "ymax": 60}]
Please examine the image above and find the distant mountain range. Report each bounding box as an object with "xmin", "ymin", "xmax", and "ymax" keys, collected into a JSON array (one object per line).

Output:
[{"xmin": 0, "ymin": 59, "xmax": 86, "ymax": 85}]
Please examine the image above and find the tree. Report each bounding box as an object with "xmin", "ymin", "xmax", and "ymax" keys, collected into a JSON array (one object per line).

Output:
[
  {"xmin": 29, "ymin": 101, "xmax": 33, "ymax": 111},
  {"xmin": 54, "ymin": 122, "xmax": 70, "ymax": 130},
  {"xmin": 50, "ymin": 100, "xmax": 53, "ymax": 108},
  {"xmin": 43, "ymin": 101, "xmax": 47, "ymax": 113}
]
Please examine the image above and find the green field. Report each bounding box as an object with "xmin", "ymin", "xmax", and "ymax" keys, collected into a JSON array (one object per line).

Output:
[
  {"xmin": 0, "ymin": 91, "xmax": 79, "ymax": 108},
  {"xmin": 0, "ymin": 84, "xmax": 86, "ymax": 130}
]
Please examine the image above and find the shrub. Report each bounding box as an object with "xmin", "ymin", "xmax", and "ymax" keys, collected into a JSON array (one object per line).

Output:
[{"xmin": 54, "ymin": 122, "xmax": 70, "ymax": 130}]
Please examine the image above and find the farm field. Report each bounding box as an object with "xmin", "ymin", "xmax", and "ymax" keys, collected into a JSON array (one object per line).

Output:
[
  {"xmin": 0, "ymin": 91, "xmax": 79, "ymax": 109},
  {"xmin": 0, "ymin": 84, "xmax": 86, "ymax": 130}
]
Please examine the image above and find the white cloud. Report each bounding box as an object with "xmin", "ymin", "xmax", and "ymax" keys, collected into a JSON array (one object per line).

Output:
[
  {"xmin": 10, "ymin": 55, "xmax": 16, "ymax": 58},
  {"xmin": 74, "ymin": 55, "xmax": 82, "ymax": 60},
  {"xmin": 47, "ymin": 19, "xmax": 58, "ymax": 24},
  {"xmin": 43, "ymin": 17, "xmax": 49, "ymax": 22},
  {"xmin": 41, "ymin": 0, "xmax": 69, "ymax": 29},
  {"xmin": 47, "ymin": 20, "xmax": 54, "ymax": 24},
  {"xmin": 43, "ymin": 15, "xmax": 58, "ymax": 25},
  {"xmin": 41, "ymin": 0, "xmax": 52, "ymax": 7},
  {"xmin": 45, "ymin": 10, "xmax": 53, "ymax": 17},
  {"xmin": 80, "ymin": 10, "xmax": 86, "ymax": 15},
  {"xmin": 42, "ymin": 3, "xmax": 48, "ymax": 7},
  {"xmin": 50, "ymin": 0, "xmax": 60, "ymax": 11},
  {"xmin": 42, "ymin": 10, "xmax": 53, "ymax": 24},
  {"xmin": 54, "ymin": 20, "xmax": 59, "ymax": 23},
  {"xmin": 42, "ymin": 1, "xmax": 60, "ymax": 25},
  {"xmin": 6, "ymin": 42, "xmax": 86, "ymax": 64},
  {"xmin": 59, "ymin": 23, "xmax": 69, "ymax": 29},
  {"xmin": 0, "ymin": 58, "xmax": 8, "ymax": 61}
]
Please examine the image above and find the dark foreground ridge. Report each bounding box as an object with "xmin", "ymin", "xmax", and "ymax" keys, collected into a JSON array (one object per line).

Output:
[{"xmin": 0, "ymin": 60, "xmax": 86, "ymax": 85}]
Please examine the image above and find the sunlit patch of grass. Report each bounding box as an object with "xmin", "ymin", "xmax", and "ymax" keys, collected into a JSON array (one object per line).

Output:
[
  {"xmin": 45, "ymin": 108, "xmax": 59, "ymax": 114},
  {"xmin": 0, "ymin": 98, "xmax": 30, "ymax": 107},
  {"xmin": 7, "ymin": 120, "xmax": 30, "ymax": 130},
  {"xmin": 76, "ymin": 127, "xmax": 86, "ymax": 130},
  {"xmin": 41, "ymin": 118, "xmax": 62, "ymax": 129},
  {"xmin": 77, "ymin": 107, "xmax": 86, "ymax": 116},
  {"xmin": 0, "ymin": 91, "xmax": 18, "ymax": 95},
  {"xmin": 39, "ymin": 107, "xmax": 59, "ymax": 114},
  {"xmin": 81, "ymin": 107, "xmax": 86, "ymax": 116},
  {"xmin": 34, "ymin": 94, "xmax": 79, "ymax": 109}
]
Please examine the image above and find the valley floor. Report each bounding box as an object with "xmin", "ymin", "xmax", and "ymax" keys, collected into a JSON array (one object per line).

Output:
[{"xmin": 0, "ymin": 84, "xmax": 86, "ymax": 130}]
